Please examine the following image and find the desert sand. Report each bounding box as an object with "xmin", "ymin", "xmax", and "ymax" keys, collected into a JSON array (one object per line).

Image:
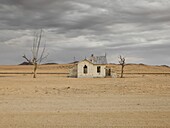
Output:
[{"xmin": 0, "ymin": 64, "xmax": 170, "ymax": 128}]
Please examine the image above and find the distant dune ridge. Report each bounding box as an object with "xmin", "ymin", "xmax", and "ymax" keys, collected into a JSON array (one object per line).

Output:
[
  {"xmin": 19, "ymin": 61, "xmax": 33, "ymax": 65},
  {"xmin": 0, "ymin": 63, "xmax": 170, "ymax": 77}
]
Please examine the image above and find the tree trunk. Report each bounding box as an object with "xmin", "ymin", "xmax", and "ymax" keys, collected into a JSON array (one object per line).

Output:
[
  {"xmin": 120, "ymin": 65, "xmax": 124, "ymax": 78},
  {"xmin": 33, "ymin": 63, "xmax": 37, "ymax": 78}
]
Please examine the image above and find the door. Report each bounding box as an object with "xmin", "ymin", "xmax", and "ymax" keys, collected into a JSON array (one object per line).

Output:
[{"xmin": 106, "ymin": 68, "xmax": 111, "ymax": 77}]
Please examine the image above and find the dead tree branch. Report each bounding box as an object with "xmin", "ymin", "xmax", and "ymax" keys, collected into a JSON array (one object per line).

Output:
[{"xmin": 22, "ymin": 29, "xmax": 48, "ymax": 78}]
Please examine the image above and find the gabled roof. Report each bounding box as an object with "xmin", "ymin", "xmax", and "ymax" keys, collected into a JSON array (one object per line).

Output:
[{"xmin": 88, "ymin": 54, "xmax": 107, "ymax": 64}]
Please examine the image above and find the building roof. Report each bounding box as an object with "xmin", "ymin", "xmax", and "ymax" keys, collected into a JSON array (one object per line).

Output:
[{"xmin": 88, "ymin": 54, "xmax": 107, "ymax": 64}]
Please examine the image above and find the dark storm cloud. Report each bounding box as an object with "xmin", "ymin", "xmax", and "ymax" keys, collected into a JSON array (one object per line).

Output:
[{"xmin": 0, "ymin": 0, "xmax": 170, "ymax": 65}]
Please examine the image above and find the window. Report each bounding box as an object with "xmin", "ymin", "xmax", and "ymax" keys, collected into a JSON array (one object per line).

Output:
[
  {"xmin": 97, "ymin": 66, "xmax": 101, "ymax": 73},
  {"xmin": 83, "ymin": 65, "xmax": 88, "ymax": 74}
]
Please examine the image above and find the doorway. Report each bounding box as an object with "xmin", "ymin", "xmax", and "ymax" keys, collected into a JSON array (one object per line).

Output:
[{"xmin": 106, "ymin": 68, "xmax": 111, "ymax": 77}]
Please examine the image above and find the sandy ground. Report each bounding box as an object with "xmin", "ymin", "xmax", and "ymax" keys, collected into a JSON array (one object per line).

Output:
[{"xmin": 0, "ymin": 65, "xmax": 170, "ymax": 128}]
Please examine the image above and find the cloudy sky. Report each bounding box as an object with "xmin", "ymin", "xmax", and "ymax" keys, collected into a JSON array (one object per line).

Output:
[{"xmin": 0, "ymin": 0, "xmax": 170, "ymax": 65}]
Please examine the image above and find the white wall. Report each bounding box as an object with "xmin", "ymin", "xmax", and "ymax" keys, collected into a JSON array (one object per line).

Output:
[
  {"xmin": 77, "ymin": 60, "xmax": 106, "ymax": 78},
  {"xmin": 93, "ymin": 65, "xmax": 106, "ymax": 78}
]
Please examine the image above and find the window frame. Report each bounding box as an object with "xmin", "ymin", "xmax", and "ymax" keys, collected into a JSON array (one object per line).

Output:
[
  {"xmin": 97, "ymin": 66, "xmax": 101, "ymax": 73},
  {"xmin": 83, "ymin": 65, "xmax": 88, "ymax": 74}
]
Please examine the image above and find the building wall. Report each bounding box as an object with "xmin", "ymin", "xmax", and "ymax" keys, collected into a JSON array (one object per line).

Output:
[
  {"xmin": 92, "ymin": 65, "xmax": 106, "ymax": 78},
  {"xmin": 68, "ymin": 64, "xmax": 78, "ymax": 78},
  {"xmin": 77, "ymin": 60, "xmax": 106, "ymax": 78}
]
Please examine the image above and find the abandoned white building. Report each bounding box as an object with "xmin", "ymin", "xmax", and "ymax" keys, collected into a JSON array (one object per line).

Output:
[{"xmin": 69, "ymin": 54, "xmax": 116, "ymax": 78}]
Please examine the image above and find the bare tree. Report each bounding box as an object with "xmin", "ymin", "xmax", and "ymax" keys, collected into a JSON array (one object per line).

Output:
[
  {"xmin": 23, "ymin": 29, "xmax": 48, "ymax": 78},
  {"xmin": 118, "ymin": 55, "xmax": 125, "ymax": 78}
]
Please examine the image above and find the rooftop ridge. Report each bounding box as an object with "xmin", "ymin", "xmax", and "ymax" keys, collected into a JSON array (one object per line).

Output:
[{"xmin": 88, "ymin": 54, "xmax": 107, "ymax": 64}]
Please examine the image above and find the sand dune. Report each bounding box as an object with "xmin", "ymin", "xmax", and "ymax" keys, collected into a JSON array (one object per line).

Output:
[{"xmin": 0, "ymin": 64, "xmax": 170, "ymax": 127}]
